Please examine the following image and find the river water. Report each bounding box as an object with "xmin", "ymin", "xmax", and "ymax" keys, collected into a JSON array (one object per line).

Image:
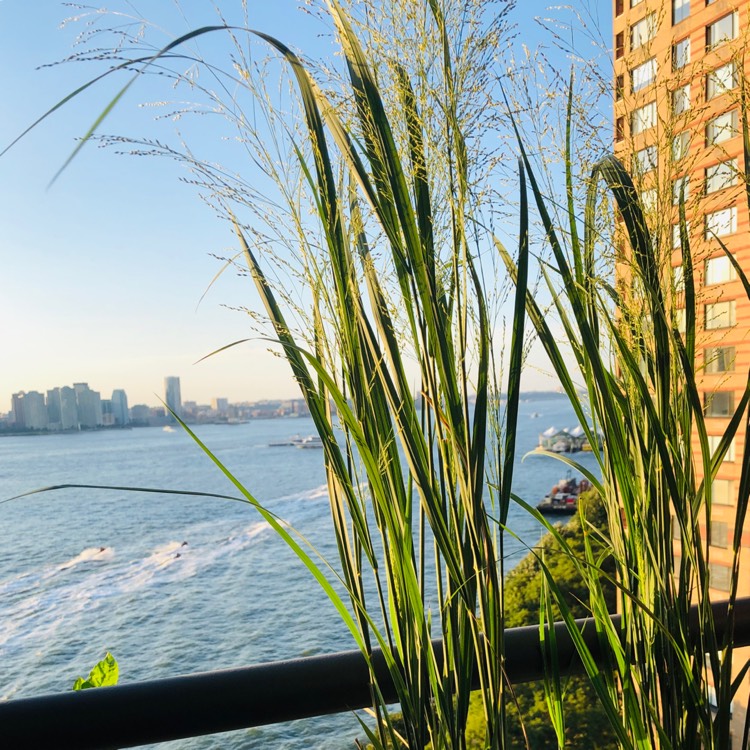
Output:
[{"xmin": 0, "ymin": 394, "xmax": 599, "ymax": 748}]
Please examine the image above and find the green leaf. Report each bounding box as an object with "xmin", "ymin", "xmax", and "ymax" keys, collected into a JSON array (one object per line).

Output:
[{"xmin": 73, "ymin": 652, "xmax": 118, "ymax": 691}]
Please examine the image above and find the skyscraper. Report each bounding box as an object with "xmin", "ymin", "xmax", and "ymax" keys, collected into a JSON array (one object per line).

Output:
[
  {"xmin": 164, "ymin": 376, "xmax": 182, "ymax": 419},
  {"xmin": 613, "ymin": 0, "xmax": 749, "ymax": 738},
  {"xmin": 111, "ymin": 389, "xmax": 129, "ymax": 426},
  {"xmin": 73, "ymin": 383, "xmax": 103, "ymax": 429},
  {"xmin": 59, "ymin": 386, "xmax": 79, "ymax": 430}
]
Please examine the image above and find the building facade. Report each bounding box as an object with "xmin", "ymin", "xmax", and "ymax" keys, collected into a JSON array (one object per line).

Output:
[
  {"xmin": 164, "ymin": 376, "xmax": 182, "ymax": 419},
  {"xmin": 613, "ymin": 0, "xmax": 750, "ymax": 740}
]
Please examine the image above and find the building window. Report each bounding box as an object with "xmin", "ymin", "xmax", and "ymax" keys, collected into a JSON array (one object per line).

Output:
[
  {"xmin": 709, "ymin": 563, "xmax": 731, "ymax": 592},
  {"xmin": 706, "ymin": 159, "xmax": 738, "ymax": 194},
  {"xmin": 672, "ymin": 84, "xmax": 690, "ymax": 114},
  {"xmin": 633, "ymin": 145, "xmax": 657, "ymax": 174},
  {"xmin": 673, "ymin": 0, "xmax": 690, "ymax": 24},
  {"xmin": 704, "ymin": 391, "xmax": 735, "ymax": 417},
  {"xmin": 631, "ymin": 0, "xmax": 645, "ymax": 6},
  {"xmin": 707, "ymin": 61, "xmax": 738, "ymax": 99},
  {"xmin": 672, "ymin": 132, "xmax": 690, "ymax": 161},
  {"xmin": 632, "ymin": 58, "xmax": 657, "ymax": 92},
  {"xmin": 676, "ymin": 307, "xmax": 687, "ymax": 333},
  {"xmin": 705, "ymin": 346, "xmax": 736, "ymax": 374},
  {"xmin": 712, "ymin": 478, "xmax": 735, "ymax": 504},
  {"xmin": 709, "ymin": 520, "xmax": 729, "ymax": 548},
  {"xmin": 673, "ymin": 37, "xmax": 691, "ymax": 69},
  {"xmin": 631, "ymin": 14, "xmax": 657, "ymax": 50},
  {"xmin": 673, "ymin": 221, "xmax": 690, "ymax": 248},
  {"xmin": 616, "ymin": 74, "xmax": 624, "ymax": 100},
  {"xmin": 708, "ymin": 434, "xmax": 736, "ymax": 463},
  {"xmin": 632, "ymin": 101, "xmax": 657, "ymax": 134},
  {"xmin": 673, "ymin": 264, "xmax": 685, "ymax": 292},
  {"xmin": 705, "ymin": 206, "xmax": 737, "ymax": 238},
  {"xmin": 640, "ymin": 188, "xmax": 657, "ymax": 213},
  {"xmin": 616, "ymin": 31, "xmax": 625, "ymax": 59},
  {"xmin": 616, "ymin": 0, "xmax": 624, "ymax": 15},
  {"xmin": 673, "ymin": 176, "xmax": 689, "ymax": 205},
  {"xmin": 705, "ymin": 254, "xmax": 737, "ymax": 285},
  {"xmin": 706, "ymin": 110, "xmax": 738, "ymax": 145},
  {"xmin": 615, "ymin": 116, "xmax": 625, "ymax": 142},
  {"xmin": 705, "ymin": 300, "xmax": 736, "ymax": 329},
  {"xmin": 706, "ymin": 13, "xmax": 738, "ymax": 50}
]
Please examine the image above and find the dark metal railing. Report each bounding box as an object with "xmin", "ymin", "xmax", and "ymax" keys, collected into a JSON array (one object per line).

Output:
[{"xmin": 2, "ymin": 598, "xmax": 749, "ymax": 749}]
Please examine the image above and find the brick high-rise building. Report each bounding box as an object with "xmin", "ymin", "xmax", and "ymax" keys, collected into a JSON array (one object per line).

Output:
[{"xmin": 613, "ymin": 0, "xmax": 749, "ymax": 740}]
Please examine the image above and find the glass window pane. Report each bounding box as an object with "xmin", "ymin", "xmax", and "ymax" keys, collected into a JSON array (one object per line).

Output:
[
  {"xmin": 631, "ymin": 14, "xmax": 657, "ymax": 50},
  {"xmin": 706, "ymin": 159, "xmax": 737, "ymax": 194},
  {"xmin": 705, "ymin": 300, "xmax": 736, "ymax": 329},
  {"xmin": 672, "ymin": 132, "xmax": 690, "ymax": 161},
  {"xmin": 634, "ymin": 145, "xmax": 657, "ymax": 174},
  {"xmin": 707, "ymin": 13, "xmax": 737, "ymax": 49},
  {"xmin": 672, "ymin": 0, "xmax": 690, "ymax": 24},
  {"xmin": 705, "ymin": 255, "xmax": 737, "ymax": 285},
  {"xmin": 672, "ymin": 84, "xmax": 690, "ymax": 114},
  {"xmin": 707, "ymin": 62, "xmax": 737, "ymax": 99},
  {"xmin": 632, "ymin": 58, "xmax": 657, "ymax": 92},
  {"xmin": 705, "ymin": 207, "xmax": 737, "ymax": 237},
  {"xmin": 712, "ymin": 478, "xmax": 735, "ymax": 505},
  {"xmin": 704, "ymin": 391, "xmax": 735, "ymax": 417},
  {"xmin": 632, "ymin": 101, "xmax": 657, "ymax": 134},
  {"xmin": 673, "ymin": 176, "xmax": 689, "ymax": 205},
  {"xmin": 708, "ymin": 434, "xmax": 736, "ymax": 462},
  {"xmin": 673, "ymin": 37, "xmax": 690, "ymax": 69},
  {"xmin": 707, "ymin": 110, "xmax": 738, "ymax": 145},
  {"xmin": 709, "ymin": 563, "xmax": 731, "ymax": 591},
  {"xmin": 705, "ymin": 346, "xmax": 736, "ymax": 374},
  {"xmin": 709, "ymin": 520, "xmax": 729, "ymax": 548},
  {"xmin": 673, "ymin": 264, "xmax": 685, "ymax": 292},
  {"xmin": 673, "ymin": 221, "xmax": 690, "ymax": 248}
]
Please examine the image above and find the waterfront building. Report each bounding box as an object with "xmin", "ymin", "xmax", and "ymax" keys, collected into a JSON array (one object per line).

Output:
[
  {"xmin": 211, "ymin": 397, "xmax": 229, "ymax": 415},
  {"xmin": 10, "ymin": 392, "xmax": 24, "ymax": 429},
  {"xmin": 74, "ymin": 383, "xmax": 103, "ymax": 429},
  {"xmin": 22, "ymin": 391, "xmax": 48, "ymax": 430},
  {"xmin": 129, "ymin": 404, "xmax": 151, "ymax": 425},
  {"xmin": 164, "ymin": 376, "xmax": 182, "ymax": 419},
  {"xmin": 111, "ymin": 389, "xmax": 129, "ymax": 426},
  {"xmin": 613, "ymin": 0, "xmax": 750, "ymax": 738},
  {"xmin": 59, "ymin": 386, "xmax": 79, "ymax": 430},
  {"xmin": 46, "ymin": 388, "xmax": 62, "ymax": 429}
]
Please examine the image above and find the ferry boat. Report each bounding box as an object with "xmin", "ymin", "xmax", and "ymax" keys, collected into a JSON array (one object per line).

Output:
[
  {"xmin": 269, "ymin": 434, "xmax": 323, "ymax": 449},
  {"xmin": 536, "ymin": 473, "xmax": 591, "ymax": 515}
]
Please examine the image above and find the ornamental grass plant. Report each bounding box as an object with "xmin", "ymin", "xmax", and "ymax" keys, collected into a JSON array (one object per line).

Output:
[{"xmin": 7, "ymin": 1, "xmax": 750, "ymax": 748}]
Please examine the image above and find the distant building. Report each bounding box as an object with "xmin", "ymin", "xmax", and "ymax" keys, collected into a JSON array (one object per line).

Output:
[
  {"xmin": 47, "ymin": 388, "xmax": 62, "ymax": 429},
  {"xmin": 23, "ymin": 391, "xmax": 48, "ymax": 430},
  {"xmin": 129, "ymin": 404, "xmax": 151, "ymax": 425},
  {"xmin": 11, "ymin": 392, "xmax": 25, "ymax": 428},
  {"xmin": 101, "ymin": 399, "xmax": 115, "ymax": 426},
  {"xmin": 74, "ymin": 383, "xmax": 103, "ymax": 428},
  {"xmin": 111, "ymin": 389, "xmax": 129, "ymax": 426},
  {"xmin": 59, "ymin": 386, "xmax": 79, "ymax": 430},
  {"xmin": 164, "ymin": 376, "xmax": 182, "ymax": 419},
  {"xmin": 211, "ymin": 397, "xmax": 229, "ymax": 415}
]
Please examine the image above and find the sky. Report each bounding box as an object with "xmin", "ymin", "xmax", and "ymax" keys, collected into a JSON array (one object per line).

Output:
[{"xmin": 0, "ymin": 0, "xmax": 611, "ymax": 409}]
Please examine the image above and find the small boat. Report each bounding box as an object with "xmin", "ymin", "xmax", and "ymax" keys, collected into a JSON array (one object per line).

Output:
[
  {"xmin": 269, "ymin": 434, "xmax": 323, "ymax": 449},
  {"xmin": 296, "ymin": 435, "xmax": 323, "ymax": 449},
  {"xmin": 536, "ymin": 473, "xmax": 591, "ymax": 515}
]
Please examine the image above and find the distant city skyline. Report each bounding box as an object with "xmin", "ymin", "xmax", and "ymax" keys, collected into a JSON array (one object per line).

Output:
[{"xmin": 0, "ymin": 1, "xmax": 598, "ymax": 417}]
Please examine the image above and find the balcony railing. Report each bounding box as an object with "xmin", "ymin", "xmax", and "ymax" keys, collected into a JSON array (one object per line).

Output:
[{"xmin": 1, "ymin": 598, "xmax": 748, "ymax": 750}]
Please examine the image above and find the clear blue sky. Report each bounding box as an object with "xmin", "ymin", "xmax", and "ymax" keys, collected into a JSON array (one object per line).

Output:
[{"xmin": 0, "ymin": 1, "xmax": 610, "ymax": 408}]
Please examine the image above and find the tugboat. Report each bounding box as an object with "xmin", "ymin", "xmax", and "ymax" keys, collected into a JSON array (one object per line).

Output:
[{"xmin": 536, "ymin": 473, "xmax": 591, "ymax": 515}]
